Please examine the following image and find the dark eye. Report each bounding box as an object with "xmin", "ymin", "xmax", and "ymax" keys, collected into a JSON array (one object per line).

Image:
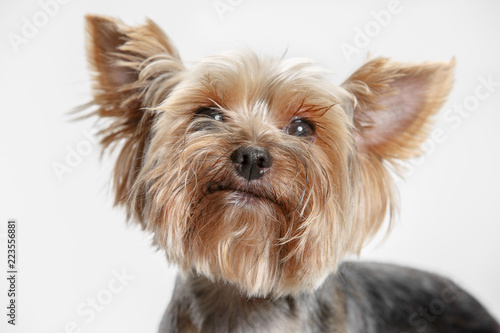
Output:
[
  {"xmin": 286, "ymin": 118, "xmax": 315, "ymax": 139},
  {"xmin": 195, "ymin": 107, "xmax": 224, "ymax": 122}
]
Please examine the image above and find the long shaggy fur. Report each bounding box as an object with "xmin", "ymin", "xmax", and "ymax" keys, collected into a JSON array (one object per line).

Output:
[
  {"xmin": 84, "ymin": 16, "xmax": 455, "ymax": 298},
  {"xmin": 85, "ymin": 15, "xmax": 184, "ymax": 209}
]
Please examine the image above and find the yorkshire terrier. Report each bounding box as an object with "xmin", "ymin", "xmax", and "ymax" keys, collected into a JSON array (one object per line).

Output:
[{"xmin": 83, "ymin": 15, "xmax": 499, "ymax": 333}]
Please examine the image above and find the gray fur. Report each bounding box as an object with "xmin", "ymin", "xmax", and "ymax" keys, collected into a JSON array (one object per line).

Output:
[{"xmin": 159, "ymin": 262, "xmax": 500, "ymax": 333}]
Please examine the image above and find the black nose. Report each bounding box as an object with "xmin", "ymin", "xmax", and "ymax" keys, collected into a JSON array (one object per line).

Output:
[{"xmin": 231, "ymin": 146, "xmax": 273, "ymax": 181}]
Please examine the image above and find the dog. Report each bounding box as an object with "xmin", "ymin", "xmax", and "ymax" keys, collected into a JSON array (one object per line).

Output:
[{"xmin": 82, "ymin": 15, "xmax": 500, "ymax": 333}]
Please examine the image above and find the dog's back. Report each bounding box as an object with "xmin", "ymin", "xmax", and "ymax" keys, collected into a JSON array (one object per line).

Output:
[{"xmin": 332, "ymin": 262, "xmax": 500, "ymax": 333}]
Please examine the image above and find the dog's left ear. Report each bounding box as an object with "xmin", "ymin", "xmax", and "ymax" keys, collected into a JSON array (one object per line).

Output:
[
  {"xmin": 342, "ymin": 58, "xmax": 455, "ymax": 161},
  {"xmin": 85, "ymin": 15, "xmax": 184, "ymax": 214},
  {"xmin": 342, "ymin": 58, "xmax": 455, "ymax": 244}
]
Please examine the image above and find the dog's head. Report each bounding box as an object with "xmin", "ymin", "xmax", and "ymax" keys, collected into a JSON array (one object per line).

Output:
[{"xmin": 85, "ymin": 15, "xmax": 454, "ymax": 297}]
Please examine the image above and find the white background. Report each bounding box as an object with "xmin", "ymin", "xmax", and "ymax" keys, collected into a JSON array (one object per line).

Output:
[{"xmin": 1, "ymin": 0, "xmax": 499, "ymax": 332}]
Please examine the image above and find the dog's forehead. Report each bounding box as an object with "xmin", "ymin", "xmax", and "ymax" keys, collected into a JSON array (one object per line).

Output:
[{"xmin": 182, "ymin": 52, "xmax": 345, "ymax": 119}]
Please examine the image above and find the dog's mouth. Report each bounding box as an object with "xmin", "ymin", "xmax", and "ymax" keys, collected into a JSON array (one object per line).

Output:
[{"xmin": 206, "ymin": 182, "xmax": 273, "ymax": 204}]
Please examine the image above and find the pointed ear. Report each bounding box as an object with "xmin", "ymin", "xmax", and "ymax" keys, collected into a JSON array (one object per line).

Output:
[
  {"xmin": 86, "ymin": 14, "xmax": 184, "ymax": 108},
  {"xmin": 342, "ymin": 57, "xmax": 455, "ymax": 160},
  {"xmin": 85, "ymin": 15, "xmax": 184, "ymax": 212}
]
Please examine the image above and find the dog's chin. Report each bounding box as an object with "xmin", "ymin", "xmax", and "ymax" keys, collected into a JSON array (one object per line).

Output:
[{"xmin": 183, "ymin": 182, "xmax": 331, "ymax": 298}]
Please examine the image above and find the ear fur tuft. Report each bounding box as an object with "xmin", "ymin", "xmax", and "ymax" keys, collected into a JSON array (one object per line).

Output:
[
  {"xmin": 343, "ymin": 57, "xmax": 455, "ymax": 161},
  {"xmin": 343, "ymin": 57, "xmax": 455, "ymax": 247},
  {"xmin": 84, "ymin": 15, "xmax": 184, "ymax": 217}
]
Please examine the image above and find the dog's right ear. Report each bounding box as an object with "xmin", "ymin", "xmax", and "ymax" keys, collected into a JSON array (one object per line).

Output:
[{"xmin": 85, "ymin": 15, "xmax": 184, "ymax": 214}]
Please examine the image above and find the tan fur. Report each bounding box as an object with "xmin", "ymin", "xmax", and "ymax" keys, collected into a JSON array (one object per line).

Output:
[
  {"xmin": 84, "ymin": 16, "xmax": 455, "ymax": 298},
  {"xmin": 84, "ymin": 15, "xmax": 184, "ymax": 210}
]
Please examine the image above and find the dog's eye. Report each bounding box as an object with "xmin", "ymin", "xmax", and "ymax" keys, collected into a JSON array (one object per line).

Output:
[
  {"xmin": 286, "ymin": 118, "xmax": 315, "ymax": 139},
  {"xmin": 195, "ymin": 107, "xmax": 224, "ymax": 122}
]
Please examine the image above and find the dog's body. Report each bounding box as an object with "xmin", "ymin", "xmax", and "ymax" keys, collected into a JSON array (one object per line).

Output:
[
  {"xmin": 83, "ymin": 15, "xmax": 499, "ymax": 332},
  {"xmin": 161, "ymin": 262, "xmax": 499, "ymax": 333}
]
